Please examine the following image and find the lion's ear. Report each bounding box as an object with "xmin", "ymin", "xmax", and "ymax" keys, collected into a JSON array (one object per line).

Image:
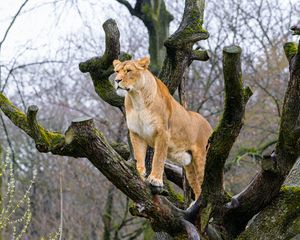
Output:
[
  {"xmin": 113, "ymin": 59, "xmax": 121, "ymax": 68},
  {"xmin": 138, "ymin": 57, "xmax": 150, "ymax": 69}
]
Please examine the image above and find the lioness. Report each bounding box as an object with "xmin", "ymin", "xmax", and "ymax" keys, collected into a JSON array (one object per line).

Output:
[{"xmin": 113, "ymin": 57, "xmax": 212, "ymax": 198}]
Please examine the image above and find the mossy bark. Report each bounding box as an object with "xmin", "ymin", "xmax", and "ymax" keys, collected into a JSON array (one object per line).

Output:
[
  {"xmin": 186, "ymin": 46, "xmax": 252, "ymax": 238},
  {"xmin": 221, "ymin": 40, "xmax": 300, "ymax": 238},
  {"xmin": 238, "ymin": 161, "xmax": 300, "ymax": 240},
  {"xmin": 0, "ymin": 104, "xmax": 196, "ymax": 237},
  {"xmin": 237, "ymin": 162, "xmax": 300, "ymax": 240},
  {"xmin": 79, "ymin": 19, "xmax": 131, "ymax": 108},
  {"xmin": 159, "ymin": 0, "xmax": 209, "ymax": 94},
  {"xmin": 118, "ymin": 0, "xmax": 209, "ymax": 94}
]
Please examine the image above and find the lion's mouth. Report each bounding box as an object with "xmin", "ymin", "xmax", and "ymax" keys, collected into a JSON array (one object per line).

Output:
[{"xmin": 117, "ymin": 86, "xmax": 130, "ymax": 91}]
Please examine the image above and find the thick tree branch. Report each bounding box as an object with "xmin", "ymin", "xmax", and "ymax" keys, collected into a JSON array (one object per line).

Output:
[
  {"xmin": 27, "ymin": 105, "xmax": 49, "ymax": 152},
  {"xmin": 201, "ymin": 45, "xmax": 252, "ymax": 199},
  {"xmin": 237, "ymin": 186, "xmax": 300, "ymax": 240},
  {"xmin": 164, "ymin": 0, "xmax": 208, "ymax": 47},
  {"xmin": 190, "ymin": 49, "xmax": 210, "ymax": 62},
  {"xmin": 0, "ymin": 92, "xmax": 202, "ymax": 237},
  {"xmin": 79, "ymin": 19, "xmax": 130, "ymax": 108},
  {"xmin": 165, "ymin": 162, "xmax": 183, "ymax": 189},
  {"xmin": 222, "ymin": 38, "xmax": 300, "ymax": 237},
  {"xmin": 0, "ymin": 93, "xmax": 63, "ymax": 152},
  {"xmin": 186, "ymin": 45, "xmax": 252, "ymax": 236},
  {"xmin": 159, "ymin": 0, "xmax": 209, "ymax": 94}
]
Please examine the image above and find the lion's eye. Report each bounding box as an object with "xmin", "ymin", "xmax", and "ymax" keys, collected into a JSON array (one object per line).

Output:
[
  {"xmin": 116, "ymin": 70, "xmax": 119, "ymax": 73},
  {"xmin": 127, "ymin": 69, "xmax": 132, "ymax": 73}
]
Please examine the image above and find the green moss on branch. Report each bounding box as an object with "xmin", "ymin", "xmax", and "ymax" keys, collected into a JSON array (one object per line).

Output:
[
  {"xmin": 0, "ymin": 93, "xmax": 64, "ymax": 153},
  {"xmin": 195, "ymin": 45, "xmax": 252, "ymax": 236},
  {"xmin": 284, "ymin": 42, "xmax": 298, "ymax": 62},
  {"xmin": 238, "ymin": 186, "xmax": 300, "ymax": 240},
  {"xmin": 79, "ymin": 19, "xmax": 131, "ymax": 108},
  {"xmin": 202, "ymin": 45, "xmax": 252, "ymax": 198}
]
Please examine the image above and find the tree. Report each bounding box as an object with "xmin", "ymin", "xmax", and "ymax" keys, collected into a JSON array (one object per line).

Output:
[{"xmin": 0, "ymin": 0, "xmax": 299, "ymax": 239}]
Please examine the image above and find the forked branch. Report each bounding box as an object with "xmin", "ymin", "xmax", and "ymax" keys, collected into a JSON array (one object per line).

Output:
[
  {"xmin": 221, "ymin": 38, "xmax": 300, "ymax": 238},
  {"xmin": 79, "ymin": 19, "xmax": 130, "ymax": 108}
]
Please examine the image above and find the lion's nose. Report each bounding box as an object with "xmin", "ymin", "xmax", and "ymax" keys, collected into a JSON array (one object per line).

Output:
[{"xmin": 115, "ymin": 79, "xmax": 122, "ymax": 83}]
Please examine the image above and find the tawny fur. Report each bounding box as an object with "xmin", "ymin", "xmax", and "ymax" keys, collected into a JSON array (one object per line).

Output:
[{"xmin": 113, "ymin": 57, "xmax": 212, "ymax": 198}]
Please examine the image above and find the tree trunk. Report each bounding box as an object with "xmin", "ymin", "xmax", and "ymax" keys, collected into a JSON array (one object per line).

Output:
[{"xmin": 237, "ymin": 159, "xmax": 300, "ymax": 240}]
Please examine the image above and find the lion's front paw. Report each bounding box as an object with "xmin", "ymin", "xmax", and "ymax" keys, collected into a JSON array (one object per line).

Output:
[
  {"xmin": 146, "ymin": 176, "xmax": 168, "ymax": 196},
  {"xmin": 147, "ymin": 176, "xmax": 163, "ymax": 187}
]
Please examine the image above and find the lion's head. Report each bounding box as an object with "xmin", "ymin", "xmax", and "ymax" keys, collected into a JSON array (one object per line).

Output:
[{"xmin": 113, "ymin": 57, "xmax": 150, "ymax": 97}]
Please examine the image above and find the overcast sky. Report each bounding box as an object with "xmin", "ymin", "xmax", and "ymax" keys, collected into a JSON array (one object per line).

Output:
[
  {"xmin": 0, "ymin": 0, "xmax": 146, "ymax": 62},
  {"xmin": 0, "ymin": 0, "xmax": 298, "ymax": 66}
]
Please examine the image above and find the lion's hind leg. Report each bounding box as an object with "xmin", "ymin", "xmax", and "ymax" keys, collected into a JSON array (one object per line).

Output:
[
  {"xmin": 184, "ymin": 163, "xmax": 201, "ymax": 199},
  {"xmin": 191, "ymin": 148, "xmax": 206, "ymax": 199}
]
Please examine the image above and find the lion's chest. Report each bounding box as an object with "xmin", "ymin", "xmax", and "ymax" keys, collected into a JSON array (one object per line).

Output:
[{"xmin": 127, "ymin": 109, "xmax": 156, "ymax": 144}]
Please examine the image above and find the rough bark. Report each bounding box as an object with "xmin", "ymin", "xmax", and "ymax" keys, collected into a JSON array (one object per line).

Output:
[
  {"xmin": 237, "ymin": 160, "xmax": 300, "ymax": 240},
  {"xmin": 184, "ymin": 45, "xmax": 252, "ymax": 238},
  {"xmin": 79, "ymin": 19, "xmax": 131, "ymax": 108},
  {"xmin": 201, "ymin": 46, "xmax": 252, "ymax": 200},
  {"xmin": 1, "ymin": 45, "xmax": 252, "ymax": 239},
  {"xmin": 159, "ymin": 0, "xmax": 209, "ymax": 94},
  {"xmin": 0, "ymin": 96, "xmax": 199, "ymax": 237},
  {"xmin": 221, "ymin": 40, "xmax": 300, "ymax": 238},
  {"xmin": 2, "ymin": 37, "xmax": 298, "ymax": 240},
  {"xmin": 237, "ymin": 186, "xmax": 300, "ymax": 240}
]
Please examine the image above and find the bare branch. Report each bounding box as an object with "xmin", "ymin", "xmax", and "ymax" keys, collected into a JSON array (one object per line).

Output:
[
  {"xmin": 115, "ymin": 0, "xmax": 137, "ymax": 16},
  {"xmin": 0, "ymin": 0, "xmax": 29, "ymax": 50},
  {"xmin": 79, "ymin": 19, "xmax": 130, "ymax": 108},
  {"xmin": 1, "ymin": 60, "xmax": 64, "ymax": 93},
  {"xmin": 160, "ymin": 0, "xmax": 209, "ymax": 94}
]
